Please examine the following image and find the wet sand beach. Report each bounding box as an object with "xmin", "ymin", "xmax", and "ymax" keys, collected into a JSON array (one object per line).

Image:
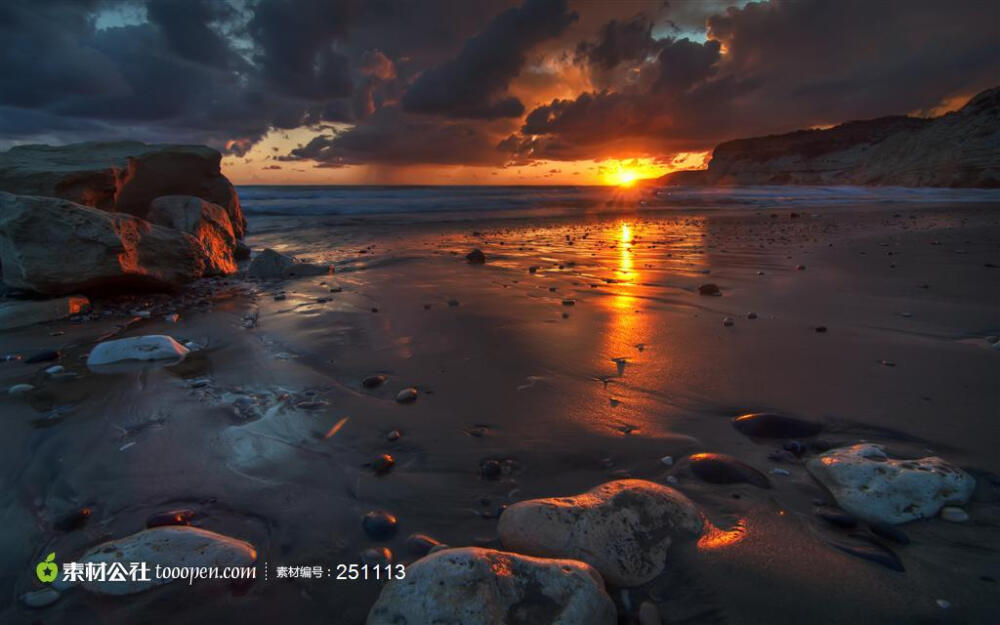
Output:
[{"xmin": 2, "ymin": 200, "xmax": 999, "ymax": 624}]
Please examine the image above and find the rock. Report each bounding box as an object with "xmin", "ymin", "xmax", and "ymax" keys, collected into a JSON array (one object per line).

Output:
[
  {"xmin": 146, "ymin": 509, "xmax": 196, "ymax": 528},
  {"xmin": 0, "ymin": 141, "xmax": 245, "ymax": 236},
  {"xmin": 395, "ymin": 387, "xmax": 418, "ymax": 403},
  {"xmin": 386, "ymin": 429, "xmax": 401, "ymax": 442},
  {"xmin": 148, "ymin": 195, "xmax": 237, "ymax": 275},
  {"xmin": 363, "ymin": 510, "xmax": 398, "ymax": 540},
  {"xmin": 366, "ymin": 547, "xmax": 616, "ymax": 625},
  {"xmin": 732, "ymin": 412, "xmax": 823, "ymax": 438},
  {"xmin": 8, "ymin": 383, "xmax": 34, "ymax": 396},
  {"xmin": 688, "ymin": 453, "xmax": 772, "ymax": 488},
  {"xmin": 940, "ymin": 506, "xmax": 969, "ymax": 522},
  {"xmin": 45, "ymin": 365, "xmax": 65, "ymax": 375},
  {"xmin": 480, "ymin": 459, "xmax": 503, "ymax": 480},
  {"xmin": 0, "ymin": 193, "xmax": 207, "ymax": 294},
  {"xmin": 0, "ymin": 295, "xmax": 90, "ymax": 330},
  {"xmin": 54, "ymin": 507, "xmax": 92, "ymax": 531},
  {"xmin": 497, "ymin": 479, "xmax": 704, "ymax": 586},
  {"xmin": 746, "ymin": 312, "xmax": 758, "ymax": 320},
  {"xmin": 247, "ymin": 248, "xmax": 330, "ymax": 280},
  {"xmin": 361, "ymin": 546, "xmax": 393, "ymax": 567},
  {"xmin": 660, "ymin": 455, "xmax": 674, "ymax": 467},
  {"xmin": 697, "ymin": 283, "xmax": 721, "ymax": 296},
  {"xmin": 77, "ymin": 526, "xmax": 256, "ymax": 595},
  {"xmin": 21, "ymin": 588, "xmax": 61, "ymax": 608},
  {"xmin": 405, "ymin": 533, "xmax": 441, "ymax": 556},
  {"xmin": 806, "ymin": 444, "xmax": 976, "ymax": 524},
  {"xmin": 87, "ymin": 335, "xmax": 189, "ymax": 368},
  {"xmin": 722, "ymin": 316, "xmax": 734, "ymax": 327},
  {"xmin": 362, "ymin": 374, "xmax": 387, "ymax": 389},
  {"xmin": 466, "ymin": 249, "xmax": 486, "ymax": 264},
  {"xmin": 24, "ymin": 350, "xmax": 60, "ymax": 364},
  {"xmin": 372, "ymin": 454, "xmax": 395, "ymax": 475}
]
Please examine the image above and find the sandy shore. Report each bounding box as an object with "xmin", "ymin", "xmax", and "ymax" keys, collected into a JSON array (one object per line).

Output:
[{"xmin": 1, "ymin": 201, "xmax": 998, "ymax": 624}]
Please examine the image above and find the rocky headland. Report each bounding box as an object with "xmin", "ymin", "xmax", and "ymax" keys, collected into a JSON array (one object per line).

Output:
[{"xmin": 659, "ymin": 86, "xmax": 999, "ymax": 188}]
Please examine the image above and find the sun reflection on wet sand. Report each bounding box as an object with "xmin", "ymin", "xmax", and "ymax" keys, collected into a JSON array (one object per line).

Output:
[{"xmin": 698, "ymin": 518, "xmax": 749, "ymax": 550}]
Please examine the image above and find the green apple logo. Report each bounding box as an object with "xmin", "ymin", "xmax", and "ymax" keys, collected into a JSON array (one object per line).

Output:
[{"xmin": 36, "ymin": 552, "xmax": 58, "ymax": 583}]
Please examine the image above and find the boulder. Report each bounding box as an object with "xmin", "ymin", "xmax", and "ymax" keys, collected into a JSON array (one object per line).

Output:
[
  {"xmin": 366, "ymin": 547, "xmax": 615, "ymax": 625},
  {"xmin": 247, "ymin": 248, "xmax": 330, "ymax": 280},
  {"xmin": 0, "ymin": 193, "xmax": 205, "ymax": 294},
  {"xmin": 77, "ymin": 526, "xmax": 256, "ymax": 595},
  {"xmin": 806, "ymin": 444, "xmax": 976, "ymax": 524},
  {"xmin": 0, "ymin": 295, "xmax": 89, "ymax": 330},
  {"xmin": 0, "ymin": 141, "xmax": 245, "ymax": 236},
  {"xmin": 498, "ymin": 479, "xmax": 704, "ymax": 586},
  {"xmin": 87, "ymin": 335, "xmax": 189, "ymax": 368},
  {"xmin": 148, "ymin": 196, "xmax": 237, "ymax": 275}
]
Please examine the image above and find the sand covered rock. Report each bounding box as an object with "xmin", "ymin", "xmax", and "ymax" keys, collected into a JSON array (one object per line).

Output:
[
  {"xmin": 148, "ymin": 195, "xmax": 237, "ymax": 275},
  {"xmin": 806, "ymin": 444, "xmax": 976, "ymax": 524},
  {"xmin": 87, "ymin": 335, "xmax": 189, "ymax": 368},
  {"xmin": 78, "ymin": 526, "xmax": 256, "ymax": 595},
  {"xmin": 498, "ymin": 479, "xmax": 704, "ymax": 586},
  {"xmin": 247, "ymin": 248, "xmax": 330, "ymax": 280},
  {"xmin": 366, "ymin": 547, "xmax": 615, "ymax": 625},
  {"xmin": 0, "ymin": 193, "xmax": 205, "ymax": 294},
  {"xmin": 0, "ymin": 295, "xmax": 89, "ymax": 330},
  {"xmin": 0, "ymin": 141, "xmax": 245, "ymax": 236}
]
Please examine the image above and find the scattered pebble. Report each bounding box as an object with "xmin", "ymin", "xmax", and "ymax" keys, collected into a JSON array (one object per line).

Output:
[
  {"xmin": 770, "ymin": 467, "xmax": 790, "ymax": 476},
  {"xmin": 722, "ymin": 317, "xmax": 734, "ymax": 327},
  {"xmin": 660, "ymin": 456, "xmax": 674, "ymax": 467},
  {"xmin": 796, "ymin": 264, "xmax": 806, "ymax": 270},
  {"xmin": 466, "ymin": 249, "xmax": 486, "ymax": 264},
  {"xmin": 363, "ymin": 510, "xmax": 398, "ymax": 540},
  {"xmin": 164, "ymin": 313, "xmax": 180, "ymax": 323},
  {"xmin": 146, "ymin": 509, "xmax": 195, "ymax": 528},
  {"xmin": 8, "ymin": 383, "xmax": 34, "ymax": 396},
  {"xmin": 21, "ymin": 588, "xmax": 60, "ymax": 608},
  {"xmin": 362, "ymin": 374, "xmax": 387, "ymax": 389},
  {"xmin": 361, "ymin": 546, "xmax": 393, "ymax": 567},
  {"xmin": 25, "ymin": 350, "xmax": 61, "ymax": 364},
  {"xmin": 815, "ymin": 326, "xmax": 828, "ymax": 333},
  {"xmin": 373, "ymin": 454, "xmax": 396, "ymax": 475},
  {"xmin": 940, "ymin": 506, "xmax": 969, "ymax": 522},
  {"xmin": 387, "ymin": 430, "xmax": 401, "ymax": 442},
  {"xmin": 561, "ymin": 299, "xmax": 575, "ymax": 306},
  {"xmin": 746, "ymin": 312, "xmax": 758, "ymax": 319},
  {"xmin": 395, "ymin": 387, "xmax": 418, "ymax": 403},
  {"xmin": 936, "ymin": 599, "xmax": 951, "ymax": 609},
  {"xmin": 480, "ymin": 459, "xmax": 502, "ymax": 480},
  {"xmin": 688, "ymin": 453, "xmax": 771, "ymax": 488},
  {"xmin": 697, "ymin": 283, "xmax": 721, "ymax": 296}
]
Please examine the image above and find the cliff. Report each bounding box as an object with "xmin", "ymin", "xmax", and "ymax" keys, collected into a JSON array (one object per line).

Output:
[{"xmin": 659, "ymin": 87, "xmax": 1000, "ymax": 188}]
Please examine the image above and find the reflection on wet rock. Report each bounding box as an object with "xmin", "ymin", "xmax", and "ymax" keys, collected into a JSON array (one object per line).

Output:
[
  {"xmin": 498, "ymin": 479, "xmax": 704, "ymax": 586},
  {"xmin": 367, "ymin": 547, "xmax": 616, "ymax": 625}
]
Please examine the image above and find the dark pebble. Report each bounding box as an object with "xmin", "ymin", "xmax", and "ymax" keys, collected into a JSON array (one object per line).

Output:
[
  {"xmin": 782, "ymin": 440, "xmax": 806, "ymax": 456},
  {"xmin": 25, "ymin": 350, "xmax": 61, "ymax": 364},
  {"xmin": 688, "ymin": 453, "xmax": 771, "ymax": 488},
  {"xmin": 767, "ymin": 449, "xmax": 798, "ymax": 463},
  {"xmin": 405, "ymin": 533, "xmax": 441, "ymax": 556},
  {"xmin": 698, "ymin": 283, "xmax": 721, "ymax": 296},
  {"xmin": 466, "ymin": 249, "xmax": 486, "ymax": 264},
  {"xmin": 146, "ymin": 509, "xmax": 195, "ymax": 528},
  {"xmin": 361, "ymin": 547, "xmax": 392, "ymax": 566},
  {"xmin": 831, "ymin": 535, "xmax": 904, "ymax": 572},
  {"xmin": 372, "ymin": 454, "xmax": 396, "ymax": 475},
  {"xmin": 732, "ymin": 412, "xmax": 822, "ymax": 438},
  {"xmin": 815, "ymin": 326, "xmax": 828, "ymax": 333},
  {"xmin": 362, "ymin": 374, "xmax": 387, "ymax": 389},
  {"xmin": 362, "ymin": 510, "xmax": 398, "ymax": 540},
  {"xmin": 54, "ymin": 507, "xmax": 92, "ymax": 532}
]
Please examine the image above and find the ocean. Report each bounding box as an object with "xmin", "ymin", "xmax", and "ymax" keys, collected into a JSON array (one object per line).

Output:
[{"xmin": 236, "ymin": 184, "xmax": 1000, "ymax": 219}]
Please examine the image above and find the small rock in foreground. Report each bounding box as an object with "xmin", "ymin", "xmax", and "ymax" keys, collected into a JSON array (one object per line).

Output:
[
  {"xmin": 87, "ymin": 335, "xmax": 189, "ymax": 368},
  {"xmin": 688, "ymin": 453, "xmax": 771, "ymax": 489},
  {"xmin": 498, "ymin": 479, "xmax": 703, "ymax": 586},
  {"xmin": 732, "ymin": 412, "xmax": 823, "ymax": 438},
  {"xmin": 395, "ymin": 387, "xmax": 418, "ymax": 403},
  {"xmin": 366, "ymin": 547, "xmax": 616, "ymax": 625},
  {"xmin": 698, "ymin": 283, "xmax": 721, "ymax": 296},
  {"xmin": 466, "ymin": 249, "xmax": 486, "ymax": 264}
]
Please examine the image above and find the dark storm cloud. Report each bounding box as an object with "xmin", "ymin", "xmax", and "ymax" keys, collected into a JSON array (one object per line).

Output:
[
  {"xmin": 401, "ymin": 0, "xmax": 577, "ymax": 119},
  {"xmin": 503, "ymin": 0, "xmax": 1000, "ymax": 162},
  {"xmin": 285, "ymin": 106, "xmax": 506, "ymax": 166}
]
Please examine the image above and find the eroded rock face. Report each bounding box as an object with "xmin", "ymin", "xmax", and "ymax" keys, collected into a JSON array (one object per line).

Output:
[
  {"xmin": 366, "ymin": 547, "xmax": 616, "ymax": 625},
  {"xmin": 0, "ymin": 193, "xmax": 205, "ymax": 294},
  {"xmin": 498, "ymin": 479, "xmax": 704, "ymax": 586},
  {"xmin": 806, "ymin": 444, "xmax": 976, "ymax": 524},
  {"xmin": 148, "ymin": 195, "xmax": 237, "ymax": 275},
  {"xmin": 247, "ymin": 248, "xmax": 330, "ymax": 280},
  {"xmin": 0, "ymin": 141, "xmax": 245, "ymax": 236},
  {"xmin": 77, "ymin": 526, "xmax": 256, "ymax": 595}
]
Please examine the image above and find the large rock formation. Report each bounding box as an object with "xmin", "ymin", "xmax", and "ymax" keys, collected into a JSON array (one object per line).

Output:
[
  {"xmin": 0, "ymin": 192, "xmax": 208, "ymax": 294},
  {"xmin": 0, "ymin": 141, "xmax": 245, "ymax": 236},
  {"xmin": 659, "ymin": 86, "xmax": 1000, "ymax": 188},
  {"xmin": 148, "ymin": 195, "xmax": 237, "ymax": 275}
]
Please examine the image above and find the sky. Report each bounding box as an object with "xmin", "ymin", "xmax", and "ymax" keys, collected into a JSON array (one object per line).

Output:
[{"xmin": 0, "ymin": 0, "xmax": 997, "ymax": 185}]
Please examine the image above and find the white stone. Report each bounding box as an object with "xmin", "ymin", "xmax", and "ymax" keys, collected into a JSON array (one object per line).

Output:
[
  {"xmin": 660, "ymin": 455, "xmax": 674, "ymax": 466},
  {"xmin": 9, "ymin": 383, "xmax": 34, "ymax": 396},
  {"xmin": 498, "ymin": 479, "xmax": 704, "ymax": 586},
  {"xmin": 79, "ymin": 526, "xmax": 256, "ymax": 595},
  {"xmin": 87, "ymin": 335, "xmax": 189, "ymax": 368},
  {"xmin": 395, "ymin": 387, "xmax": 418, "ymax": 403},
  {"xmin": 366, "ymin": 547, "xmax": 615, "ymax": 625},
  {"xmin": 20, "ymin": 588, "xmax": 60, "ymax": 608},
  {"xmin": 45, "ymin": 365, "xmax": 65, "ymax": 375},
  {"xmin": 940, "ymin": 506, "xmax": 969, "ymax": 522},
  {"xmin": 806, "ymin": 444, "xmax": 976, "ymax": 524}
]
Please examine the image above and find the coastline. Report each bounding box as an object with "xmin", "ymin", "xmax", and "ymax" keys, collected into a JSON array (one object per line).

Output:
[{"xmin": 2, "ymin": 199, "xmax": 998, "ymax": 623}]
